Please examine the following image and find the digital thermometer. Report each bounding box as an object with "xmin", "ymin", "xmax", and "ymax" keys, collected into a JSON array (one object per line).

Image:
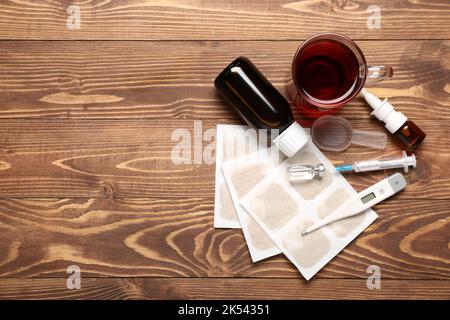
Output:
[{"xmin": 302, "ymin": 173, "xmax": 407, "ymax": 236}]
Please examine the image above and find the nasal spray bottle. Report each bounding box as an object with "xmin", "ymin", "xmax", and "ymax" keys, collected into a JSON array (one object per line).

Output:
[
  {"xmin": 361, "ymin": 89, "xmax": 426, "ymax": 150},
  {"xmin": 215, "ymin": 57, "xmax": 309, "ymax": 157}
]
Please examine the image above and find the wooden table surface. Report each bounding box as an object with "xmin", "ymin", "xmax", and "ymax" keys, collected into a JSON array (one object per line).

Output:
[{"xmin": 0, "ymin": 0, "xmax": 449, "ymax": 300}]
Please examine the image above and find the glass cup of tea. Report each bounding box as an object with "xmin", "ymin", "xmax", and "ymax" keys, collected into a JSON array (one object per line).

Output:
[{"xmin": 288, "ymin": 33, "xmax": 393, "ymax": 118}]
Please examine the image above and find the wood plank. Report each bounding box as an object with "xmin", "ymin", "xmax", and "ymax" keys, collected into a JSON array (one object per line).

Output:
[
  {"xmin": 0, "ymin": 277, "xmax": 448, "ymax": 299},
  {"xmin": 0, "ymin": 119, "xmax": 447, "ymax": 199},
  {"xmin": 0, "ymin": 0, "xmax": 449, "ymax": 40},
  {"xmin": 0, "ymin": 40, "xmax": 448, "ymax": 120},
  {"xmin": 0, "ymin": 197, "xmax": 448, "ymax": 279}
]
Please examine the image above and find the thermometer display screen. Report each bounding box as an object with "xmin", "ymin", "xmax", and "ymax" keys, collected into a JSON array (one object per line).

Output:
[{"xmin": 361, "ymin": 192, "xmax": 376, "ymax": 204}]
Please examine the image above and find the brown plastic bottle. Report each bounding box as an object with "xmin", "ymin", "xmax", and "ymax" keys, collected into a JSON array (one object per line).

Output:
[{"xmin": 215, "ymin": 57, "xmax": 309, "ymax": 157}]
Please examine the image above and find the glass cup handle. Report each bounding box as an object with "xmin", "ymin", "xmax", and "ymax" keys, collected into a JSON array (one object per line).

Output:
[{"xmin": 366, "ymin": 65, "xmax": 394, "ymax": 83}]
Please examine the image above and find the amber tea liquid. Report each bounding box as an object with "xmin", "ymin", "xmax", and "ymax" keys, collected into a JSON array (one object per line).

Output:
[{"xmin": 293, "ymin": 39, "xmax": 360, "ymax": 104}]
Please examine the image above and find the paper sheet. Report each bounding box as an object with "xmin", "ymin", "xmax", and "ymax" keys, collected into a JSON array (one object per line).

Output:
[
  {"xmin": 222, "ymin": 148, "xmax": 283, "ymax": 262},
  {"xmin": 240, "ymin": 140, "xmax": 378, "ymax": 280},
  {"xmin": 214, "ymin": 124, "xmax": 260, "ymax": 228}
]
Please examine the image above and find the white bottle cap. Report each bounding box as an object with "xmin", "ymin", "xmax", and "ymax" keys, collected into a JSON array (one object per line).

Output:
[
  {"xmin": 361, "ymin": 88, "xmax": 408, "ymax": 134},
  {"xmin": 273, "ymin": 121, "xmax": 309, "ymax": 157}
]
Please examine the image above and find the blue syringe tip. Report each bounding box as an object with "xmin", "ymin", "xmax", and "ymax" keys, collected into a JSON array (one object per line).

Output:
[{"xmin": 335, "ymin": 164, "xmax": 353, "ymax": 172}]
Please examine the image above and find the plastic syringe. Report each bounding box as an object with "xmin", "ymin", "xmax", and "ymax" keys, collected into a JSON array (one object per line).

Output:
[{"xmin": 335, "ymin": 151, "xmax": 416, "ymax": 173}]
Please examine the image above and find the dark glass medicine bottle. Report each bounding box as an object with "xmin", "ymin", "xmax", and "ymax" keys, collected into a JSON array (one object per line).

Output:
[
  {"xmin": 394, "ymin": 120, "xmax": 426, "ymax": 151},
  {"xmin": 214, "ymin": 57, "xmax": 309, "ymax": 157}
]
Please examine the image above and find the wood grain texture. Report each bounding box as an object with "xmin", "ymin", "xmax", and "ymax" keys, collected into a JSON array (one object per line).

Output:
[
  {"xmin": 0, "ymin": 278, "xmax": 449, "ymax": 300},
  {"xmin": 0, "ymin": 0, "xmax": 449, "ymax": 40},
  {"xmin": 0, "ymin": 119, "xmax": 447, "ymax": 199},
  {"xmin": 0, "ymin": 197, "xmax": 448, "ymax": 279},
  {"xmin": 0, "ymin": 40, "xmax": 448, "ymax": 120},
  {"xmin": 0, "ymin": 0, "xmax": 449, "ymax": 300}
]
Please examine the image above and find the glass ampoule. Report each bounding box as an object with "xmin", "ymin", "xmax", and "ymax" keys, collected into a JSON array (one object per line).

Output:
[{"xmin": 288, "ymin": 164, "xmax": 325, "ymax": 182}]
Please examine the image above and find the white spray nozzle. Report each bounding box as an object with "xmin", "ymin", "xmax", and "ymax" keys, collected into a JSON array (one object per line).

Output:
[
  {"xmin": 360, "ymin": 88, "xmax": 408, "ymax": 134},
  {"xmin": 360, "ymin": 88, "xmax": 383, "ymax": 111}
]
